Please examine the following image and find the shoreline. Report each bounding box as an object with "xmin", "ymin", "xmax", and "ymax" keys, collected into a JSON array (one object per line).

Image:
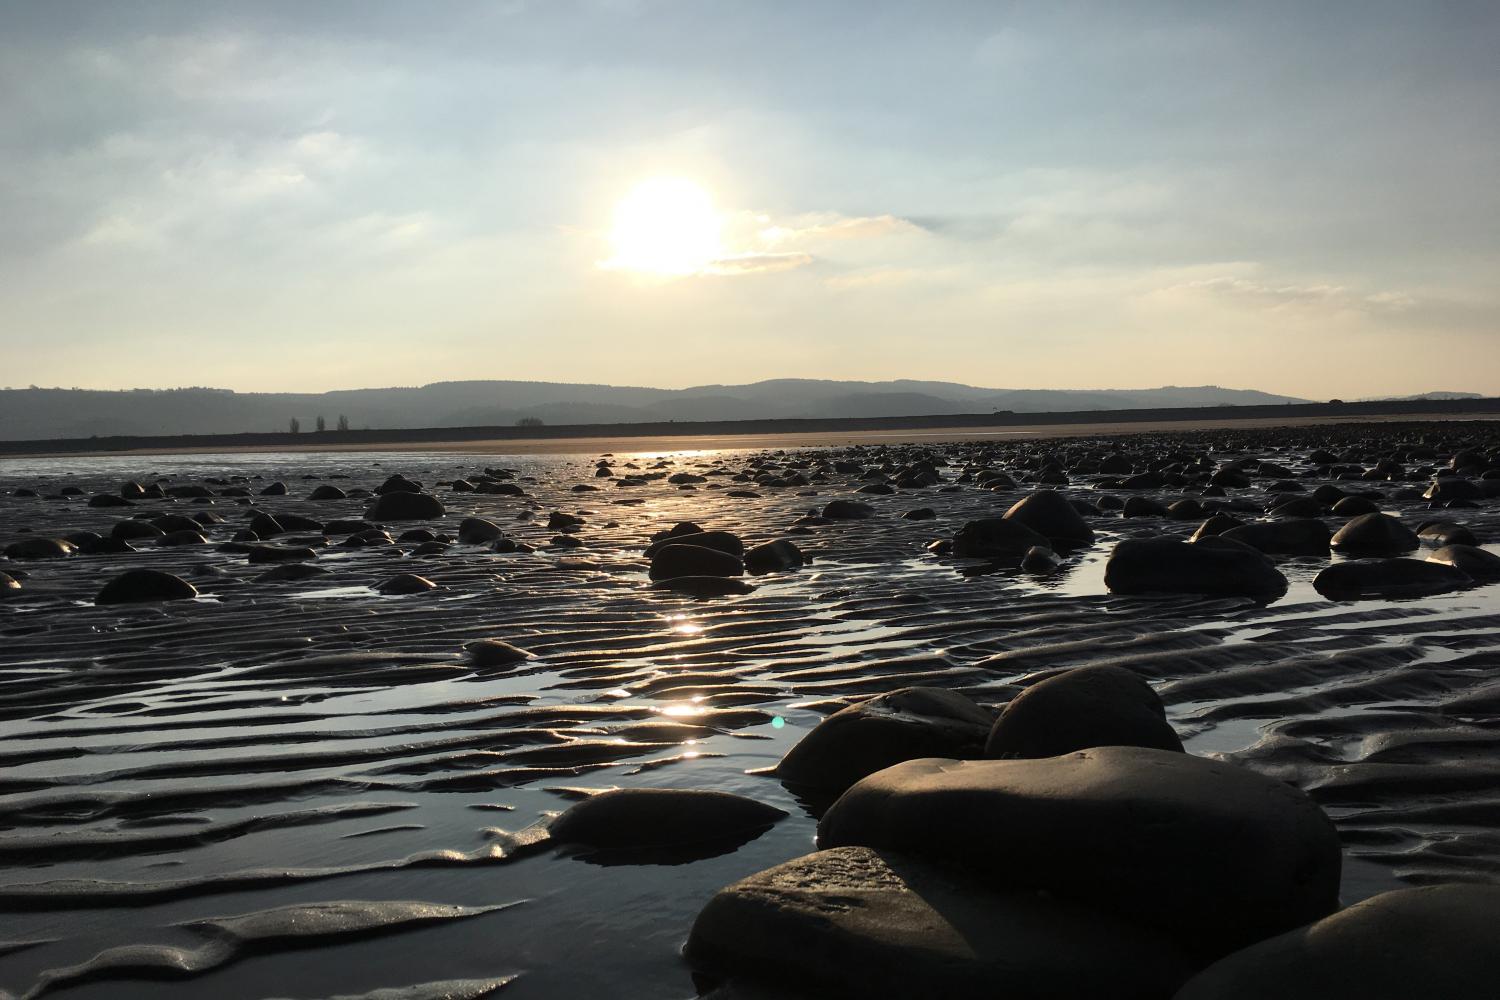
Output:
[{"xmin": 3, "ymin": 411, "xmax": 1497, "ymax": 460}]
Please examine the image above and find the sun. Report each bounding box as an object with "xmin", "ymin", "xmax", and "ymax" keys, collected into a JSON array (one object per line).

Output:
[{"xmin": 605, "ymin": 177, "xmax": 722, "ymax": 276}]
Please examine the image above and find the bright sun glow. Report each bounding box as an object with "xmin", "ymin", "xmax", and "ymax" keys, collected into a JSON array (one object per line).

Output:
[{"xmin": 606, "ymin": 177, "xmax": 722, "ymax": 276}]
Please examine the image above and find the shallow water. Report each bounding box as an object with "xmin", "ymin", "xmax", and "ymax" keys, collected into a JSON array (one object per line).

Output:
[{"xmin": 2, "ymin": 433, "xmax": 1498, "ymax": 998}]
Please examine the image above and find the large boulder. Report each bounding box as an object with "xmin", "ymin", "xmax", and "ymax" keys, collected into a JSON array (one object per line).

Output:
[
  {"xmin": 686, "ymin": 847, "xmax": 1195, "ymax": 1000},
  {"xmin": 550, "ymin": 788, "xmax": 786, "ymax": 849},
  {"xmin": 4, "ymin": 538, "xmax": 76, "ymax": 560},
  {"xmin": 1003, "ymin": 491, "xmax": 1094, "ymax": 545},
  {"xmin": 1174, "ymin": 884, "xmax": 1500, "ymax": 1000},
  {"xmin": 645, "ymin": 530, "xmax": 744, "ymax": 558},
  {"xmin": 649, "ymin": 543, "xmax": 744, "ymax": 581},
  {"xmin": 1330, "ymin": 513, "xmax": 1419, "ymax": 556},
  {"xmin": 818, "ymin": 747, "xmax": 1342, "ymax": 956},
  {"xmin": 951, "ymin": 518, "xmax": 1050, "ymax": 559},
  {"xmin": 776, "ymin": 687, "xmax": 994, "ymax": 795},
  {"xmin": 96, "ymin": 569, "xmax": 198, "ymax": 605},
  {"xmin": 985, "ymin": 665, "xmax": 1182, "ymax": 759},
  {"xmin": 1104, "ymin": 537, "xmax": 1287, "ymax": 598},
  {"xmin": 366, "ymin": 491, "xmax": 445, "ymax": 521},
  {"xmin": 1314, "ymin": 558, "xmax": 1471, "ymax": 600},
  {"xmin": 1221, "ymin": 519, "xmax": 1331, "ymax": 556}
]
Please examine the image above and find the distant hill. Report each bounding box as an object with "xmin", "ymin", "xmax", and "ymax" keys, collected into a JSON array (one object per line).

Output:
[
  {"xmin": 1361, "ymin": 391, "xmax": 1482, "ymax": 402},
  {"xmin": 0, "ymin": 379, "xmax": 1319, "ymax": 440}
]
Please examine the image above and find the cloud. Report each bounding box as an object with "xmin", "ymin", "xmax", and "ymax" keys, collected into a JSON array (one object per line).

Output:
[
  {"xmin": 705, "ymin": 252, "xmax": 813, "ymax": 275},
  {"xmin": 1165, "ymin": 274, "xmax": 1419, "ymax": 313}
]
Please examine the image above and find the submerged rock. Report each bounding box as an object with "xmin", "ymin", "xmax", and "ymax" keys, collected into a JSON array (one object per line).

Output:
[
  {"xmin": 822, "ymin": 499, "xmax": 876, "ymax": 520},
  {"xmin": 1174, "ymin": 884, "xmax": 1500, "ymax": 1000},
  {"xmin": 96, "ymin": 569, "xmax": 198, "ymax": 605},
  {"xmin": 1104, "ymin": 537, "xmax": 1287, "ymax": 598},
  {"xmin": 686, "ymin": 847, "xmax": 1195, "ymax": 1000},
  {"xmin": 985, "ymin": 665, "xmax": 1182, "ymax": 759},
  {"xmin": 775, "ymin": 687, "xmax": 994, "ymax": 794},
  {"xmin": 818, "ymin": 748, "xmax": 1342, "ymax": 956},
  {"xmin": 551, "ymin": 788, "xmax": 786, "ymax": 849},
  {"xmin": 651, "ymin": 575, "xmax": 756, "ymax": 597},
  {"xmin": 463, "ymin": 639, "xmax": 533, "ymax": 667}
]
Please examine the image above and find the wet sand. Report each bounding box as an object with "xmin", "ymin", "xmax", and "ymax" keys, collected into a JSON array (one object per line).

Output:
[{"xmin": 0, "ymin": 421, "xmax": 1498, "ymax": 998}]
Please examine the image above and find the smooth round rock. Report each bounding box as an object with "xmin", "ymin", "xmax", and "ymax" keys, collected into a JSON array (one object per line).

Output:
[
  {"xmin": 744, "ymin": 539, "xmax": 805, "ymax": 574},
  {"xmin": 375, "ymin": 573, "xmax": 437, "ymax": 595},
  {"xmin": 651, "ymin": 575, "xmax": 757, "ymax": 597},
  {"xmin": 1105, "ymin": 537, "xmax": 1288, "ymax": 598},
  {"xmin": 1330, "ymin": 513, "xmax": 1419, "ymax": 556},
  {"xmin": 1003, "ymin": 490, "xmax": 1094, "ymax": 545},
  {"xmin": 951, "ymin": 517, "xmax": 1050, "ymax": 559},
  {"xmin": 645, "ymin": 530, "xmax": 744, "ymax": 558},
  {"xmin": 366, "ymin": 492, "xmax": 446, "ymax": 521},
  {"xmin": 985, "ymin": 665, "xmax": 1182, "ymax": 759},
  {"xmin": 550, "ymin": 788, "xmax": 787, "ymax": 849},
  {"xmin": 687, "ymin": 846, "xmax": 1196, "ymax": 1000},
  {"xmin": 1428, "ymin": 544, "xmax": 1500, "ymax": 579},
  {"xmin": 649, "ymin": 544, "xmax": 744, "ymax": 581},
  {"xmin": 96, "ymin": 569, "xmax": 198, "ymax": 605},
  {"xmin": 822, "ymin": 499, "xmax": 876, "ymax": 520},
  {"xmin": 776, "ymin": 687, "xmax": 994, "ymax": 794},
  {"xmin": 1174, "ymin": 884, "xmax": 1500, "ymax": 1000},
  {"xmin": 1221, "ymin": 518, "xmax": 1332, "ymax": 556},
  {"xmin": 1314, "ymin": 558, "xmax": 1472, "ymax": 599},
  {"xmin": 463, "ymin": 639, "xmax": 533, "ymax": 667},
  {"xmin": 0, "ymin": 572, "xmax": 20, "ymax": 597},
  {"xmin": 457, "ymin": 517, "xmax": 504, "ymax": 545},
  {"xmin": 818, "ymin": 747, "xmax": 1342, "ymax": 956},
  {"xmin": 4, "ymin": 538, "xmax": 76, "ymax": 560}
]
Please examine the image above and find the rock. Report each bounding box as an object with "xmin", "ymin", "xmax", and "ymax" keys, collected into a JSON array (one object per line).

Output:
[
  {"xmin": 1166, "ymin": 498, "xmax": 1206, "ymax": 520},
  {"xmin": 1189, "ymin": 513, "xmax": 1244, "ymax": 539},
  {"xmin": 96, "ymin": 569, "xmax": 198, "ymax": 605},
  {"xmin": 1416, "ymin": 520, "xmax": 1478, "ymax": 547},
  {"xmin": 775, "ymin": 687, "xmax": 994, "ymax": 794},
  {"xmin": 1331, "ymin": 495, "xmax": 1380, "ymax": 516},
  {"xmin": 645, "ymin": 530, "xmax": 744, "ymax": 558},
  {"xmin": 551, "ymin": 788, "xmax": 786, "ymax": 849},
  {"xmin": 1104, "ymin": 537, "xmax": 1287, "ymax": 598},
  {"xmin": 276, "ymin": 513, "xmax": 323, "ymax": 532},
  {"xmin": 951, "ymin": 518, "xmax": 1050, "ymax": 559},
  {"xmin": 651, "ymin": 576, "xmax": 756, "ymax": 597},
  {"xmin": 375, "ymin": 573, "xmax": 437, "ymax": 595},
  {"xmin": 1428, "ymin": 544, "xmax": 1500, "ymax": 578},
  {"xmin": 649, "ymin": 544, "xmax": 744, "ymax": 581},
  {"xmin": 985, "ymin": 665, "xmax": 1182, "ymax": 759},
  {"xmin": 374, "ymin": 475, "xmax": 422, "ymax": 495},
  {"xmin": 1123, "ymin": 495, "xmax": 1169, "ymax": 518},
  {"xmin": 366, "ymin": 491, "xmax": 445, "ymax": 521},
  {"xmin": 1330, "ymin": 513, "xmax": 1419, "ymax": 555},
  {"xmin": 87, "ymin": 494, "xmax": 134, "ymax": 508},
  {"xmin": 744, "ymin": 539, "xmax": 805, "ymax": 574},
  {"xmin": 248, "ymin": 513, "xmax": 285, "ymax": 536},
  {"xmin": 1003, "ymin": 490, "xmax": 1094, "ymax": 545},
  {"xmin": 900, "ymin": 507, "xmax": 936, "ymax": 520},
  {"xmin": 1424, "ymin": 478, "xmax": 1482, "ymax": 502},
  {"xmin": 686, "ymin": 847, "xmax": 1195, "ymax": 1000},
  {"xmin": 111, "ymin": 520, "xmax": 164, "ymax": 541},
  {"xmin": 157, "ymin": 529, "xmax": 209, "ymax": 546},
  {"xmin": 463, "ymin": 639, "xmax": 533, "ymax": 667},
  {"xmin": 457, "ymin": 517, "xmax": 504, "ymax": 544},
  {"xmin": 548, "ymin": 511, "xmax": 585, "ymax": 531},
  {"xmin": 0, "ymin": 571, "xmax": 20, "ymax": 597},
  {"xmin": 308, "ymin": 484, "xmax": 347, "ymax": 501},
  {"xmin": 4, "ymin": 538, "xmax": 76, "ymax": 560},
  {"xmin": 1221, "ymin": 518, "xmax": 1332, "ymax": 556},
  {"xmin": 259, "ymin": 481, "xmax": 288, "ymax": 496},
  {"xmin": 1174, "ymin": 884, "xmax": 1500, "ymax": 1000},
  {"xmin": 818, "ymin": 748, "xmax": 1342, "ymax": 956},
  {"xmin": 1314, "ymin": 558, "xmax": 1472, "ymax": 599},
  {"xmin": 822, "ymin": 499, "xmax": 876, "ymax": 519},
  {"xmin": 1020, "ymin": 545, "xmax": 1059, "ymax": 574}
]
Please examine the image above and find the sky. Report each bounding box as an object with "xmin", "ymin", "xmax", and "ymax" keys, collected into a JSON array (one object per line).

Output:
[{"xmin": 1, "ymin": 0, "xmax": 1496, "ymax": 398}]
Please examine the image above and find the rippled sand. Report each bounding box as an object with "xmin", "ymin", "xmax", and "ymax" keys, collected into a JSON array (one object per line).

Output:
[{"xmin": 1, "ymin": 425, "xmax": 1497, "ymax": 999}]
